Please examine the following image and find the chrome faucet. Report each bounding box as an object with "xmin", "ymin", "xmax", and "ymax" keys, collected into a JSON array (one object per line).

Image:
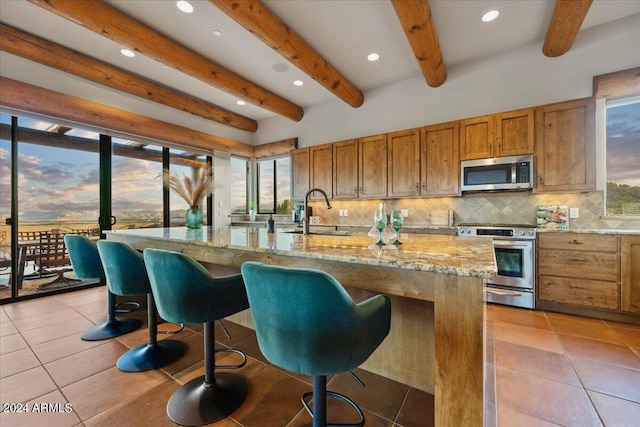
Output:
[{"xmin": 302, "ymin": 188, "xmax": 332, "ymax": 235}]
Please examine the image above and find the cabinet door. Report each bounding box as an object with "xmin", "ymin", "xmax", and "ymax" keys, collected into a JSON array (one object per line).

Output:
[
  {"xmin": 495, "ymin": 108, "xmax": 535, "ymax": 156},
  {"xmin": 309, "ymin": 144, "xmax": 333, "ymax": 199},
  {"xmin": 622, "ymin": 236, "xmax": 640, "ymax": 313},
  {"xmin": 290, "ymin": 148, "xmax": 309, "ymax": 201},
  {"xmin": 460, "ymin": 115, "xmax": 494, "ymax": 160},
  {"xmin": 359, "ymin": 134, "xmax": 388, "ymax": 198},
  {"xmin": 421, "ymin": 121, "xmax": 460, "ymax": 196},
  {"xmin": 535, "ymin": 97, "xmax": 595, "ymax": 192},
  {"xmin": 387, "ymin": 128, "xmax": 420, "ymax": 197},
  {"xmin": 333, "ymin": 139, "xmax": 359, "ymax": 199}
]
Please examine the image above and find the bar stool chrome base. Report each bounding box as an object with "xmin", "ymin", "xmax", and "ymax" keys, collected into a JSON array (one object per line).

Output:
[
  {"xmin": 166, "ymin": 372, "xmax": 248, "ymax": 426},
  {"xmin": 117, "ymin": 340, "xmax": 187, "ymax": 372},
  {"xmin": 81, "ymin": 317, "xmax": 141, "ymax": 341}
]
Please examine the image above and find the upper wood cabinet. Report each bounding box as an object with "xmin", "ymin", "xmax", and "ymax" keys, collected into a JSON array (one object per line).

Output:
[
  {"xmin": 535, "ymin": 97, "xmax": 595, "ymax": 192},
  {"xmin": 621, "ymin": 236, "xmax": 640, "ymax": 314},
  {"xmin": 359, "ymin": 134, "xmax": 388, "ymax": 198},
  {"xmin": 460, "ymin": 115, "xmax": 494, "ymax": 160},
  {"xmin": 387, "ymin": 128, "xmax": 420, "ymax": 197},
  {"xmin": 495, "ymin": 108, "xmax": 535, "ymax": 156},
  {"xmin": 333, "ymin": 139, "xmax": 359, "ymax": 199},
  {"xmin": 309, "ymin": 144, "xmax": 333, "ymax": 199},
  {"xmin": 421, "ymin": 121, "xmax": 460, "ymax": 196},
  {"xmin": 460, "ymin": 108, "xmax": 534, "ymax": 160},
  {"xmin": 290, "ymin": 147, "xmax": 309, "ymax": 201}
]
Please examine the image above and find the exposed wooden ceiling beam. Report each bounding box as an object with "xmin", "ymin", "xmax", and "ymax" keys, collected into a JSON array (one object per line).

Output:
[
  {"xmin": 0, "ymin": 124, "xmax": 206, "ymax": 168},
  {"xmin": 0, "ymin": 77, "xmax": 256, "ymax": 158},
  {"xmin": 543, "ymin": 0, "xmax": 593, "ymax": 57},
  {"xmin": 391, "ymin": 0, "xmax": 446, "ymax": 88},
  {"xmin": 0, "ymin": 23, "xmax": 258, "ymax": 133},
  {"xmin": 27, "ymin": 0, "xmax": 304, "ymax": 122},
  {"xmin": 210, "ymin": 0, "xmax": 364, "ymax": 108}
]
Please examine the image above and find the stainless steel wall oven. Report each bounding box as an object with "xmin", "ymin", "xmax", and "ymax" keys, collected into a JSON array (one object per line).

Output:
[{"xmin": 458, "ymin": 224, "xmax": 537, "ymax": 309}]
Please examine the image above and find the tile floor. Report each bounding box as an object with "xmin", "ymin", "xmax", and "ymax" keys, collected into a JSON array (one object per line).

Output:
[{"xmin": 0, "ymin": 287, "xmax": 639, "ymax": 426}]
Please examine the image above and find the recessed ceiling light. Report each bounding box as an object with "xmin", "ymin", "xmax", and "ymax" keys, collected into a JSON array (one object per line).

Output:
[
  {"xmin": 482, "ymin": 10, "xmax": 500, "ymax": 22},
  {"xmin": 237, "ymin": 100, "xmax": 246, "ymax": 106},
  {"xmin": 367, "ymin": 53, "xmax": 380, "ymax": 62},
  {"xmin": 176, "ymin": 1, "xmax": 194, "ymax": 14},
  {"xmin": 212, "ymin": 29, "xmax": 222, "ymax": 37},
  {"xmin": 293, "ymin": 80, "xmax": 304, "ymax": 87},
  {"xmin": 272, "ymin": 63, "xmax": 289, "ymax": 73},
  {"xmin": 120, "ymin": 48, "xmax": 135, "ymax": 58}
]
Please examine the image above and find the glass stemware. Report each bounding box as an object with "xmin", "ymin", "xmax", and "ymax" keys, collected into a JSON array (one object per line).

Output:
[
  {"xmin": 373, "ymin": 208, "xmax": 387, "ymax": 246},
  {"xmin": 391, "ymin": 210, "xmax": 404, "ymax": 245}
]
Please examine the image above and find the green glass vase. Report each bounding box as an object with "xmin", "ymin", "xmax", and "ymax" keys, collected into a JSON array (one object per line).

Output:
[{"xmin": 185, "ymin": 208, "xmax": 203, "ymax": 229}]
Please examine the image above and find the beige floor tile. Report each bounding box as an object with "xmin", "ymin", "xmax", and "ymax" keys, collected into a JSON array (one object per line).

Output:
[
  {"xmin": 588, "ymin": 390, "xmax": 640, "ymax": 427},
  {"xmin": 1, "ymin": 346, "xmax": 40, "ymax": 378}
]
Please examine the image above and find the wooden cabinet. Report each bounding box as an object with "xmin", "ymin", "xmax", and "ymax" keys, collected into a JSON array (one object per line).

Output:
[
  {"xmin": 495, "ymin": 108, "xmax": 535, "ymax": 156},
  {"xmin": 358, "ymin": 134, "xmax": 388, "ymax": 198},
  {"xmin": 535, "ymin": 97, "xmax": 595, "ymax": 192},
  {"xmin": 309, "ymin": 144, "xmax": 333, "ymax": 199},
  {"xmin": 460, "ymin": 115, "xmax": 493, "ymax": 160},
  {"xmin": 538, "ymin": 234, "xmax": 619, "ymax": 310},
  {"xmin": 387, "ymin": 128, "xmax": 420, "ymax": 197},
  {"xmin": 333, "ymin": 139, "xmax": 359, "ymax": 199},
  {"xmin": 332, "ymin": 135, "xmax": 387, "ymax": 199},
  {"xmin": 621, "ymin": 236, "xmax": 640, "ymax": 313},
  {"xmin": 421, "ymin": 121, "xmax": 460, "ymax": 196},
  {"xmin": 460, "ymin": 108, "xmax": 534, "ymax": 160},
  {"xmin": 290, "ymin": 147, "xmax": 309, "ymax": 201}
]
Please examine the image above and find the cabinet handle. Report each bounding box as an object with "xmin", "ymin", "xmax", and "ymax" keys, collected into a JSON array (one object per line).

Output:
[
  {"xmin": 570, "ymin": 239, "xmax": 583, "ymax": 245},
  {"xmin": 353, "ymin": 187, "xmax": 358, "ymax": 195},
  {"xmin": 422, "ymin": 182, "xmax": 426, "ymax": 190},
  {"xmin": 538, "ymin": 175, "xmax": 544, "ymax": 185},
  {"xmin": 415, "ymin": 183, "xmax": 419, "ymax": 191},
  {"xmin": 567, "ymin": 258, "xmax": 586, "ymax": 264}
]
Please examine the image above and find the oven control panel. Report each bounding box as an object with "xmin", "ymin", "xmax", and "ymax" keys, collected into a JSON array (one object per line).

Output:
[{"xmin": 457, "ymin": 225, "xmax": 537, "ymax": 240}]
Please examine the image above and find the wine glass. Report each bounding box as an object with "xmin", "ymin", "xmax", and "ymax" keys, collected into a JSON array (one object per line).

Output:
[
  {"xmin": 390, "ymin": 210, "xmax": 404, "ymax": 245},
  {"xmin": 373, "ymin": 209, "xmax": 387, "ymax": 246}
]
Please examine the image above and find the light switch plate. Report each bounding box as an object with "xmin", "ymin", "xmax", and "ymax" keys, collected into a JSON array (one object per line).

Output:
[
  {"xmin": 401, "ymin": 209, "xmax": 409, "ymax": 217},
  {"xmin": 569, "ymin": 208, "xmax": 579, "ymax": 218}
]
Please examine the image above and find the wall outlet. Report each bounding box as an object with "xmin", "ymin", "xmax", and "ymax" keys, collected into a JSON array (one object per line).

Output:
[
  {"xmin": 401, "ymin": 209, "xmax": 409, "ymax": 217},
  {"xmin": 569, "ymin": 208, "xmax": 579, "ymax": 218},
  {"xmin": 343, "ymin": 209, "xmax": 348, "ymax": 217}
]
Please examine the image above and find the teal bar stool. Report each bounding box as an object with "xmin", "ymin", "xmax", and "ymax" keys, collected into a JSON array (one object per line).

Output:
[
  {"xmin": 97, "ymin": 241, "xmax": 187, "ymax": 372},
  {"xmin": 64, "ymin": 234, "xmax": 141, "ymax": 341},
  {"xmin": 143, "ymin": 248, "xmax": 249, "ymax": 427},
  {"xmin": 240, "ymin": 261, "xmax": 391, "ymax": 427}
]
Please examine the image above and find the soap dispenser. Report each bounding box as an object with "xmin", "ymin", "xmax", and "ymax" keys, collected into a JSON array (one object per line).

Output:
[{"xmin": 267, "ymin": 212, "xmax": 275, "ymax": 233}]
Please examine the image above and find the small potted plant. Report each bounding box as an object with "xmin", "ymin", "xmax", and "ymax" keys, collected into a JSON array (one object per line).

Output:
[
  {"xmin": 249, "ymin": 203, "xmax": 257, "ymax": 221},
  {"xmin": 165, "ymin": 165, "xmax": 214, "ymax": 228}
]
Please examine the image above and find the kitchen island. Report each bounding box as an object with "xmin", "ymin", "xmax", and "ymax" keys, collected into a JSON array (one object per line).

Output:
[{"xmin": 105, "ymin": 226, "xmax": 495, "ymax": 426}]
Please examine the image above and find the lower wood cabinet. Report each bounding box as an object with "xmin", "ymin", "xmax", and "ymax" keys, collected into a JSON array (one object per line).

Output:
[
  {"xmin": 538, "ymin": 233, "xmax": 619, "ymax": 311},
  {"xmin": 538, "ymin": 233, "xmax": 640, "ymax": 323},
  {"xmin": 622, "ymin": 236, "xmax": 640, "ymax": 313}
]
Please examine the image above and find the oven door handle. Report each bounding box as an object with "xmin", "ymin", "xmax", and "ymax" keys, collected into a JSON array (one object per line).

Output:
[
  {"xmin": 492, "ymin": 241, "xmax": 531, "ymax": 249},
  {"xmin": 484, "ymin": 288, "xmax": 522, "ymax": 297}
]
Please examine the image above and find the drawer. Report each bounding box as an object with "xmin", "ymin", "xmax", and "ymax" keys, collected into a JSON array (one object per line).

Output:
[
  {"xmin": 538, "ymin": 234, "xmax": 618, "ymax": 252},
  {"xmin": 538, "ymin": 250, "xmax": 618, "ymax": 281},
  {"xmin": 538, "ymin": 275, "xmax": 619, "ymax": 310}
]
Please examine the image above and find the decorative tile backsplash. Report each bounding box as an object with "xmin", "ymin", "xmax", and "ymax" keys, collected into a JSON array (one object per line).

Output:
[{"xmin": 307, "ymin": 191, "xmax": 640, "ymax": 230}]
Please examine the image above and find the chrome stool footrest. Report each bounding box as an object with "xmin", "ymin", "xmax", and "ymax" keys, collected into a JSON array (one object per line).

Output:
[
  {"xmin": 114, "ymin": 301, "xmax": 140, "ymax": 314},
  {"xmin": 301, "ymin": 390, "xmax": 365, "ymax": 427},
  {"xmin": 214, "ymin": 348, "xmax": 247, "ymax": 369}
]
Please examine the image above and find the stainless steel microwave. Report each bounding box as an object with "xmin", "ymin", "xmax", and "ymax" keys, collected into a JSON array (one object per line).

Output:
[{"xmin": 461, "ymin": 155, "xmax": 533, "ymax": 192}]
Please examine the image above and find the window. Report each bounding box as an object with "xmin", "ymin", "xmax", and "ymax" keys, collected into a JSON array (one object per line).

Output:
[
  {"xmin": 257, "ymin": 156, "xmax": 291, "ymax": 214},
  {"xmin": 230, "ymin": 156, "xmax": 249, "ymax": 214},
  {"xmin": 605, "ymin": 97, "xmax": 640, "ymax": 216}
]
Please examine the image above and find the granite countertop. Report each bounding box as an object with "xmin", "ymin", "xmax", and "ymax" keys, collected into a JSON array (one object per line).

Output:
[
  {"xmin": 107, "ymin": 226, "xmax": 495, "ymax": 278},
  {"xmin": 537, "ymin": 228, "xmax": 640, "ymax": 235}
]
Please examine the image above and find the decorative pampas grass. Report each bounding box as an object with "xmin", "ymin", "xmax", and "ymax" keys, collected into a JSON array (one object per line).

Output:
[{"xmin": 165, "ymin": 165, "xmax": 214, "ymax": 209}]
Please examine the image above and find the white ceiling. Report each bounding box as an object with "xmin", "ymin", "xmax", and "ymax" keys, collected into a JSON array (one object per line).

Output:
[{"xmin": 1, "ymin": 0, "xmax": 639, "ymax": 140}]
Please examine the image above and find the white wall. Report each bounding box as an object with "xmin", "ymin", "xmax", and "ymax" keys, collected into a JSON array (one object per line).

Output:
[{"xmin": 253, "ymin": 14, "xmax": 640, "ymax": 148}]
